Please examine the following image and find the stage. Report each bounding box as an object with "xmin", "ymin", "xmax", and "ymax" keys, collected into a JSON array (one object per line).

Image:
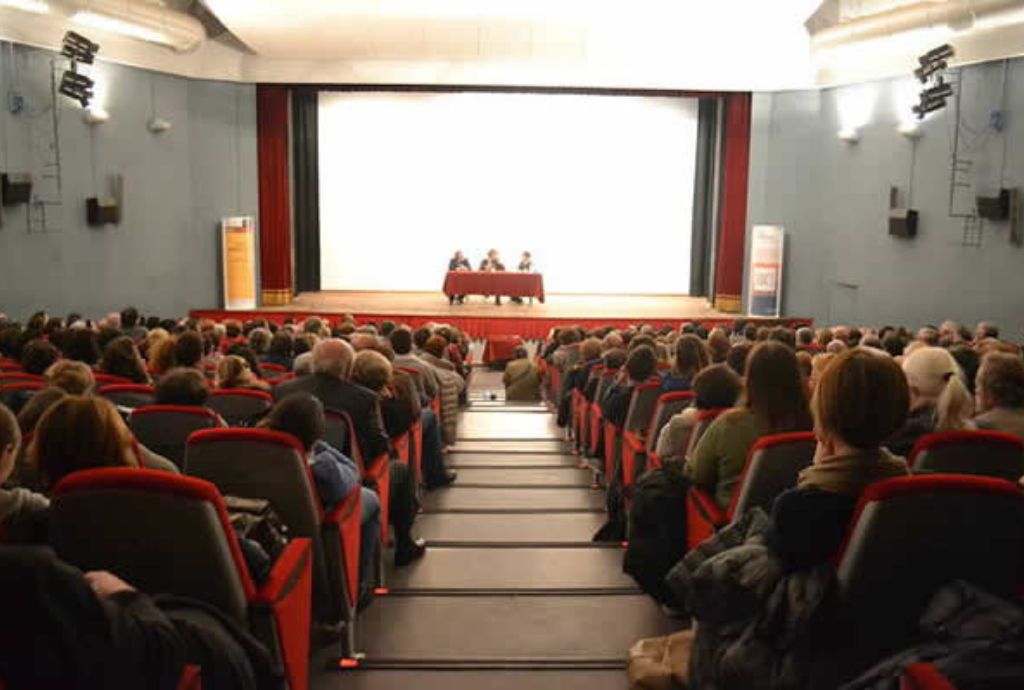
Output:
[{"xmin": 191, "ymin": 291, "xmax": 809, "ymax": 340}]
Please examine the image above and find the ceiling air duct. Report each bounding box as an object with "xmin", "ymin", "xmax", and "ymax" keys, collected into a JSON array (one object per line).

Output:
[
  {"xmin": 809, "ymin": 0, "xmax": 1024, "ymax": 49},
  {"xmin": 60, "ymin": 0, "xmax": 206, "ymax": 52}
]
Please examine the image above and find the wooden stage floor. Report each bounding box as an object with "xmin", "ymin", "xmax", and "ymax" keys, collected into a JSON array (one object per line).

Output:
[{"xmin": 284, "ymin": 291, "xmax": 727, "ymax": 320}]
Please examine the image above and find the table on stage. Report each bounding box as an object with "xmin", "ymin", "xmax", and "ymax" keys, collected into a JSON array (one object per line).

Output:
[{"xmin": 442, "ymin": 271, "xmax": 546, "ymax": 303}]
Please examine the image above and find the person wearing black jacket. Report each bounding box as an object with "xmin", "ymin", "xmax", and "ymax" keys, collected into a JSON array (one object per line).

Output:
[
  {"xmin": 0, "ymin": 546, "xmax": 276, "ymax": 690},
  {"xmin": 478, "ymin": 249, "xmax": 506, "ymax": 305},
  {"xmin": 447, "ymin": 251, "xmax": 471, "ymax": 305}
]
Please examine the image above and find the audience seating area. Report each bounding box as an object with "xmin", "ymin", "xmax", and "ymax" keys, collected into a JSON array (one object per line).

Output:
[{"xmin": 1, "ymin": 311, "xmax": 1024, "ymax": 688}]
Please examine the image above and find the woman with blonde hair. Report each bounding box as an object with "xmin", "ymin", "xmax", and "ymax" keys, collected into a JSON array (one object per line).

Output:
[
  {"xmin": 885, "ymin": 346, "xmax": 974, "ymax": 457},
  {"xmin": 147, "ymin": 335, "xmax": 177, "ymax": 378},
  {"xmin": 215, "ymin": 355, "xmax": 270, "ymax": 391}
]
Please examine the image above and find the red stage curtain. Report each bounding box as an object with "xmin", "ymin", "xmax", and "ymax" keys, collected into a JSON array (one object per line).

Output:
[
  {"xmin": 257, "ymin": 85, "xmax": 294, "ymax": 306},
  {"xmin": 714, "ymin": 92, "xmax": 752, "ymax": 313}
]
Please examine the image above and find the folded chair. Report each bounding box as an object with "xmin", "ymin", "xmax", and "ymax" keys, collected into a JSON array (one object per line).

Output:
[
  {"xmin": 831, "ymin": 475, "xmax": 1024, "ymax": 682},
  {"xmin": 50, "ymin": 468, "xmax": 313, "ymax": 690},
  {"xmin": 206, "ymin": 389, "xmax": 273, "ymax": 427},
  {"xmin": 570, "ymin": 365, "xmax": 604, "ymax": 455},
  {"xmin": 686, "ymin": 431, "xmax": 816, "ymax": 549},
  {"xmin": 128, "ymin": 405, "xmax": 224, "ymax": 469},
  {"xmin": 184, "ymin": 428, "xmax": 363, "ymax": 657},
  {"xmin": 624, "ymin": 391, "xmax": 694, "ymax": 478},
  {"xmin": 98, "ymin": 384, "xmax": 157, "ymax": 409},
  {"xmin": 910, "ymin": 430, "xmax": 1024, "ymax": 481}
]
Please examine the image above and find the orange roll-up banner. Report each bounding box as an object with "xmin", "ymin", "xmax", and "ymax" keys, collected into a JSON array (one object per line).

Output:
[{"xmin": 221, "ymin": 216, "xmax": 257, "ymax": 310}]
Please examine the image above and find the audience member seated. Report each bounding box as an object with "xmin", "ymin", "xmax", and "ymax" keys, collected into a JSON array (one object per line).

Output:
[
  {"xmin": 885, "ymin": 346, "xmax": 974, "ymax": 457},
  {"xmin": 62, "ymin": 327, "xmax": 102, "ymax": 365},
  {"xmin": 263, "ymin": 332, "xmax": 295, "ymax": 370},
  {"xmin": 688, "ymin": 341, "xmax": 812, "ymax": 509},
  {"xmin": 274, "ymin": 339, "xmax": 426, "ymax": 565},
  {"xmin": 973, "ymin": 351, "xmax": 1024, "ymax": 440},
  {"xmin": 503, "ymin": 347, "xmax": 542, "ymax": 402},
  {"xmin": 226, "ymin": 343, "xmax": 265, "ymax": 380},
  {"xmin": 355, "ymin": 347, "xmax": 455, "ymax": 489},
  {"xmin": 766, "ymin": 348, "xmax": 911, "ymax": 571},
  {"xmin": 172, "ymin": 331, "xmax": 204, "ymax": 371},
  {"xmin": 655, "ymin": 364, "xmax": 742, "ymax": 463},
  {"xmin": 390, "ymin": 326, "xmax": 439, "ymax": 403},
  {"xmin": 601, "ymin": 345, "xmax": 657, "ymax": 428},
  {"xmin": 661, "ymin": 334, "xmax": 709, "ymax": 392},
  {"xmin": 0, "ymin": 404, "xmax": 48, "ymax": 539},
  {"xmin": 0, "ymin": 546, "xmax": 277, "ymax": 689},
  {"xmin": 418, "ymin": 335, "xmax": 465, "ymax": 445},
  {"xmin": 261, "ymin": 394, "xmax": 381, "ymax": 599},
  {"xmin": 215, "ymin": 355, "xmax": 271, "ymax": 392},
  {"xmin": 154, "ymin": 368, "xmax": 210, "ymax": 407},
  {"xmin": 45, "ymin": 360, "xmax": 95, "ymax": 395},
  {"xmin": 101, "ymin": 336, "xmax": 152, "ymax": 384},
  {"xmin": 148, "ymin": 336, "xmax": 177, "ymax": 378},
  {"xmin": 21, "ymin": 339, "xmax": 59, "ymax": 376},
  {"xmin": 706, "ymin": 328, "xmax": 730, "ymax": 364}
]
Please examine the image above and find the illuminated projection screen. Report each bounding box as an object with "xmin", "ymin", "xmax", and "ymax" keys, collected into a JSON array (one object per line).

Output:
[{"xmin": 318, "ymin": 91, "xmax": 698, "ymax": 294}]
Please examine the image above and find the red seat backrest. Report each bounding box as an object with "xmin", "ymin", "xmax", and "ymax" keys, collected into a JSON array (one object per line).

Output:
[
  {"xmin": 835, "ymin": 475, "xmax": 1024, "ymax": 659},
  {"xmin": 910, "ymin": 430, "xmax": 1024, "ymax": 482},
  {"xmin": 727, "ymin": 432, "xmax": 816, "ymax": 519}
]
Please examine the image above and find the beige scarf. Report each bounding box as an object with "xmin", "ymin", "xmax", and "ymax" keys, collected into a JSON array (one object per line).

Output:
[{"xmin": 798, "ymin": 447, "xmax": 909, "ymax": 496}]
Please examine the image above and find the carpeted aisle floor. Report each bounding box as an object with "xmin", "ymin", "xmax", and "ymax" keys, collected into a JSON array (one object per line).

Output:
[{"xmin": 313, "ymin": 369, "xmax": 677, "ymax": 689}]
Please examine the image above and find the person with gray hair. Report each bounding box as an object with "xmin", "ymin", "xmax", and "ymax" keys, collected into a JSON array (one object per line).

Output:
[{"xmin": 274, "ymin": 337, "xmax": 427, "ymax": 565}]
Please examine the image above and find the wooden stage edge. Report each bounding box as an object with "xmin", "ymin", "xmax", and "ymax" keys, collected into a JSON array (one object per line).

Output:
[{"xmin": 191, "ymin": 291, "xmax": 809, "ymax": 340}]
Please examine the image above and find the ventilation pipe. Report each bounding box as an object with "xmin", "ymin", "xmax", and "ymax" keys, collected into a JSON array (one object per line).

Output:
[
  {"xmin": 810, "ymin": 0, "xmax": 1024, "ymax": 49},
  {"xmin": 7, "ymin": 0, "xmax": 208, "ymax": 52}
]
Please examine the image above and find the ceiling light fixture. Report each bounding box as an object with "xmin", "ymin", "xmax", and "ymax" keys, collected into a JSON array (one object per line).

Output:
[
  {"xmin": 71, "ymin": 11, "xmax": 172, "ymax": 46},
  {"xmin": 0, "ymin": 0, "xmax": 49, "ymax": 13},
  {"xmin": 838, "ymin": 127, "xmax": 861, "ymax": 144}
]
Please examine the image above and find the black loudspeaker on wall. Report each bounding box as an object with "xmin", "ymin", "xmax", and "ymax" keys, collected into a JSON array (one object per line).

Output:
[
  {"xmin": 1, "ymin": 173, "xmax": 32, "ymax": 205},
  {"xmin": 888, "ymin": 186, "xmax": 918, "ymax": 238},
  {"xmin": 888, "ymin": 208, "xmax": 919, "ymax": 238},
  {"xmin": 86, "ymin": 174, "xmax": 123, "ymax": 227}
]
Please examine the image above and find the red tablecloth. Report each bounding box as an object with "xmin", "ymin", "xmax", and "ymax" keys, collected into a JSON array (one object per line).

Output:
[
  {"xmin": 484, "ymin": 335, "xmax": 524, "ymax": 363},
  {"xmin": 443, "ymin": 271, "xmax": 545, "ymax": 303}
]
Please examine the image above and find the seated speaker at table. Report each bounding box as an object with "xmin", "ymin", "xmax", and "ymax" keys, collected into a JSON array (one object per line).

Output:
[
  {"xmin": 447, "ymin": 250, "xmax": 471, "ymax": 304},
  {"xmin": 479, "ymin": 249, "xmax": 506, "ymax": 305}
]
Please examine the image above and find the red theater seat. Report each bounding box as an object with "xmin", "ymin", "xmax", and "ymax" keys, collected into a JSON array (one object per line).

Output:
[
  {"xmin": 623, "ymin": 391, "xmax": 693, "ymax": 476},
  {"xmin": 93, "ymin": 372, "xmax": 133, "ymax": 386},
  {"xmin": 128, "ymin": 405, "xmax": 224, "ymax": 469},
  {"xmin": 50, "ymin": 468, "xmax": 313, "ymax": 690},
  {"xmin": 686, "ymin": 432, "xmax": 816, "ymax": 549},
  {"xmin": 185, "ymin": 427, "xmax": 363, "ymax": 657},
  {"xmin": 326, "ymin": 409, "xmax": 391, "ymax": 548},
  {"xmin": 834, "ymin": 475, "xmax": 1024, "ymax": 675},
  {"xmin": 901, "ymin": 663, "xmax": 957, "ymax": 690},
  {"xmin": 587, "ymin": 368, "xmax": 619, "ymax": 459},
  {"xmin": 610, "ymin": 381, "xmax": 664, "ymax": 490},
  {"xmin": 99, "ymin": 383, "xmax": 157, "ymax": 409},
  {"xmin": 910, "ymin": 430, "xmax": 1024, "ymax": 482},
  {"xmin": 206, "ymin": 389, "xmax": 273, "ymax": 427}
]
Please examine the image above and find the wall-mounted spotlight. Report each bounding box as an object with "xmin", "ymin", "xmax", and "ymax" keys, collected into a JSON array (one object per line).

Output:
[
  {"xmin": 838, "ymin": 127, "xmax": 861, "ymax": 144},
  {"xmin": 913, "ymin": 44, "xmax": 955, "ymax": 120},
  {"xmin": 61, "ymin": 30, "xmax": 99, "ymax": 65},
  {"xmin": 59, "ymin": 69, "xmax": 94, "ymax": 107}
]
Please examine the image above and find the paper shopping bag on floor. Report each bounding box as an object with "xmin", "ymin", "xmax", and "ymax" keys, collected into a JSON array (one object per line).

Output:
[{"xmin": 627, "ymin": 629, "xmax": 695, "ymax": 690}]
